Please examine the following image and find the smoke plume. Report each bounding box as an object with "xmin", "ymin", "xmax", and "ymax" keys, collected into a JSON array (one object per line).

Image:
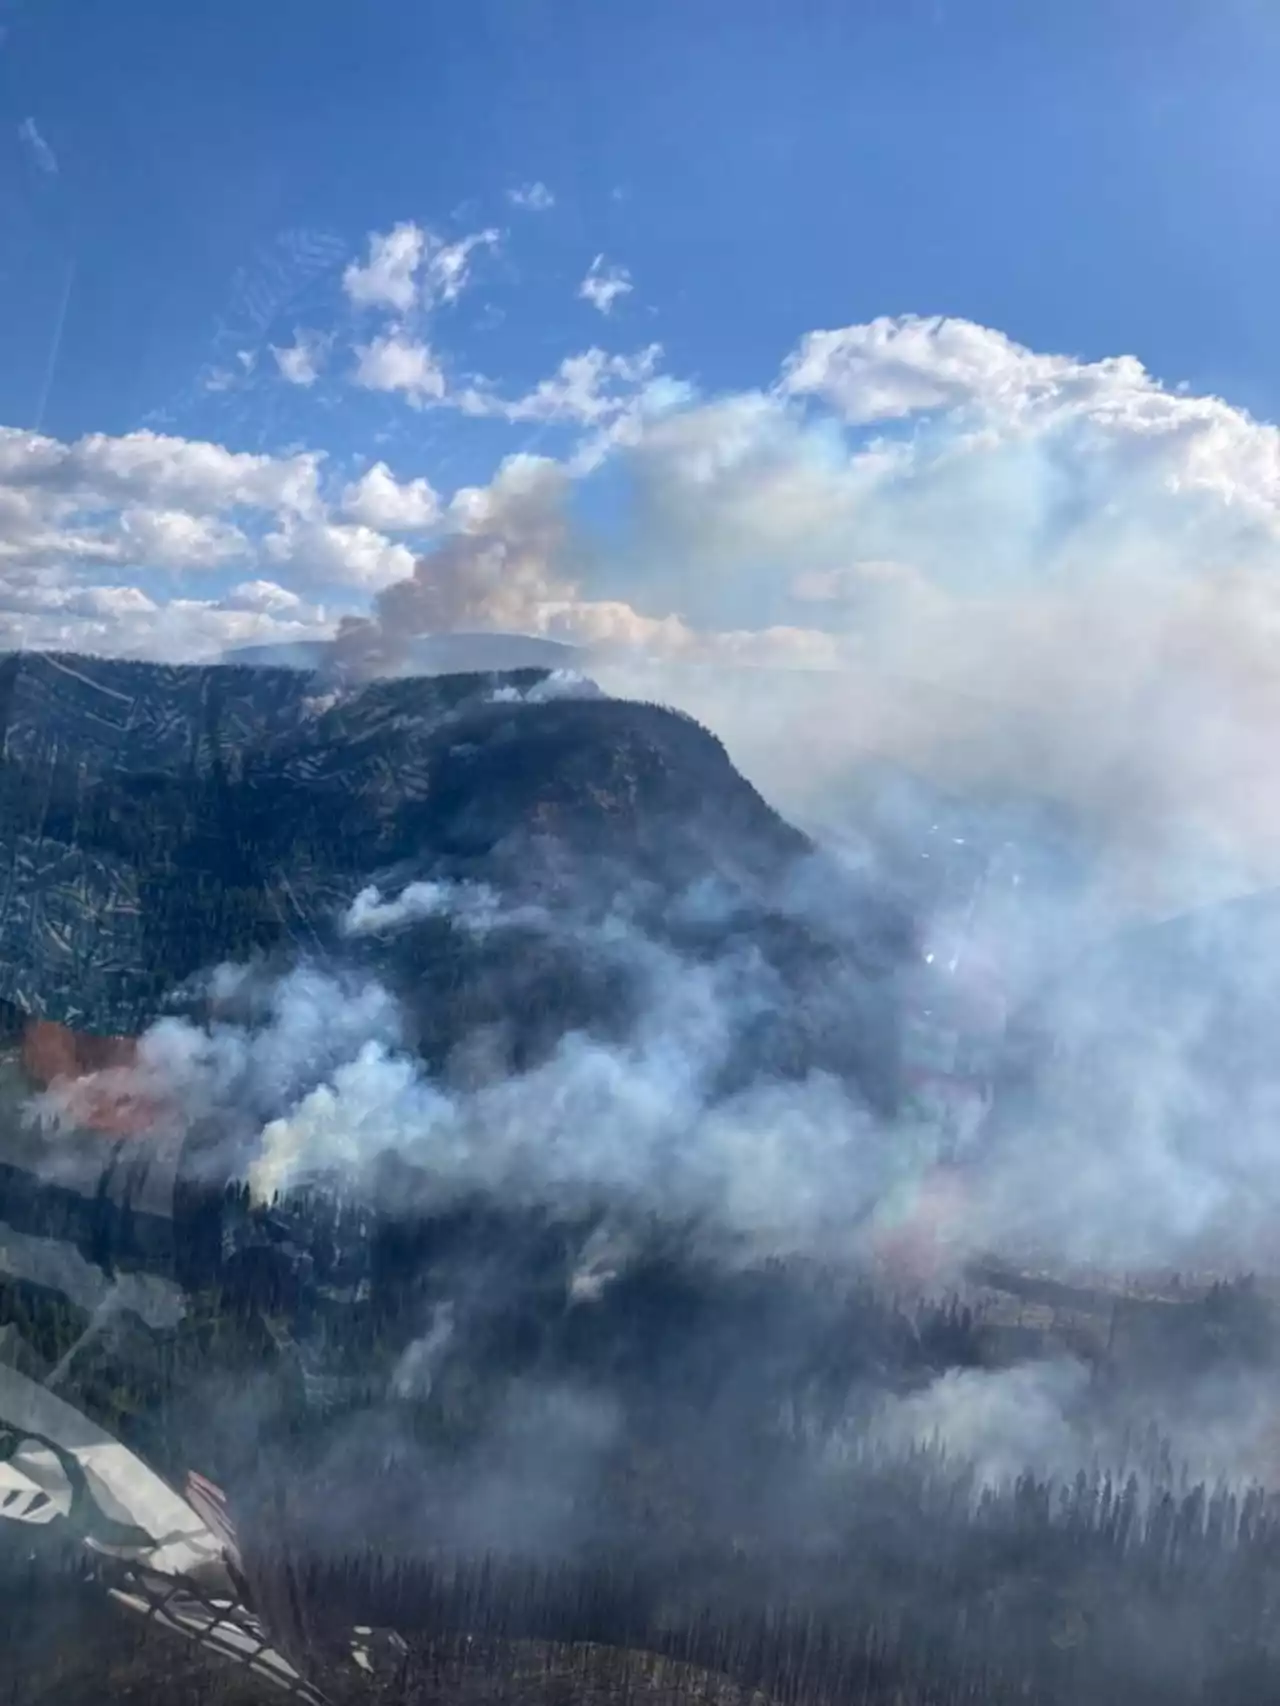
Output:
[{"xmin": 332, "ymin": 457, "xmax": 580, "ymax": 678}]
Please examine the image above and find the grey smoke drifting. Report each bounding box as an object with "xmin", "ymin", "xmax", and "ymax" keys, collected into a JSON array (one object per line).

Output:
[
  {"xmin": 857, "ymin": 1354, "xmax": 1280, "ymax": 1501},
  {"xmin": 129, "ymin": 840, "xmax": 1280, "ymax": 1294},
  {"xmin": 86, "ymin": 515, "xmax": 1280, "ymax": 1530},
  {"xmin": 332, "ymin": 457, "xmax": 581, "ymax": 678},
  {"xmin": 242, "ymin": 887, "xmax": 904, "ymax": 1260}
]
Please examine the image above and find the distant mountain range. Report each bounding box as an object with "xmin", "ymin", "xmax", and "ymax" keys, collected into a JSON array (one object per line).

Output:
[{"xmin": 221, "ymin": 631, "xmax": 581, "ymax": 675}]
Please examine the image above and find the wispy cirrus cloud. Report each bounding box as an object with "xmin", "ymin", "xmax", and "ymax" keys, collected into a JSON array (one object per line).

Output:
[
  {"xmin": 17, "ymin": 116, "xmax": 57, "ymax": 176},
  {"xmin": 507, "ymin": 181, "xmax": 555, "ymax": 212}
]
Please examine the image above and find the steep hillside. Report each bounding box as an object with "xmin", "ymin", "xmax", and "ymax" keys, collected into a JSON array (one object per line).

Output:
[{"xmin": 0, "ymin": 649, "xmax": 906, "ymax": 1112}]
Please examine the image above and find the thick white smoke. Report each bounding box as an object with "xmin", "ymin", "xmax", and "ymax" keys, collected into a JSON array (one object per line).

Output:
[
  {"xmin": 854, "ymin": 1353, "xmax": 1280, "ymax": 1498},
  {"xmin": 41, "ymin": 302, "xmax": 1280, "ymax": 1507},
  {"xmin": 342, "ymin": 880, "xmax": 508, "ymax": 939},
  {"xmin": 486, "ymin": 668, "xmax": 598, "ymax": 705},
  {"xmin": 324, "ymin": 318, "xmax": 1280, "ymax": 915},
  {"xmin": 243, "ymin": 887, "xmax": 906, "ymax": 1256},
  {"xmin": 114, "ymin": 846, "xmax": 1280, "ymax": 1290}
]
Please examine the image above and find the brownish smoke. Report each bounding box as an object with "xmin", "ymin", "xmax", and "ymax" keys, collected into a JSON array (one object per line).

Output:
[
  {"xmin": 21, "ymin": 1019, "xmax": 166, "ymax": 1137},
  {"xmin": 333, "ymin": 460, "xmax": 575, "ymax": 680}
]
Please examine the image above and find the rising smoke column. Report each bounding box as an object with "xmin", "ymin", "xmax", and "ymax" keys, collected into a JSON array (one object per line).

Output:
[{"xmin": 333, "ymin": 457, "xmax": 580, "ymax": 678}]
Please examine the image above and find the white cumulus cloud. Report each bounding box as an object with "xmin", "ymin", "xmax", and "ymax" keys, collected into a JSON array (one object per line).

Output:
[
  {"xmin": 263, "ymin": 516, "xmax": 417, "ymax": 592},
  {"xmin": 11, "ymin": 303, "xmax": 1280, "ymax": 908},
  {"xmin": 342, "ymin": 222, "xmax": 427, "ymax": 312},
  {"xmin": 114, "ymin": 507, "xmax": 248, "ymax": 571},
  {"xmin": 271, "ymin": 328, "xmax": 331, "ymax": 387},
  {"xmin": 0, "ymin": 427, "xmax": 324, "ymax": 518},
  {"xmin": 778, "ymin": 315, "xmax": 1073, "ymax": 424},
  {"xmin": 342, "ymin": 221, "xmax": 499, "ymax": 315},
  {"xmin": 341, "ymin": 462, "xmax": 440, "ymax": 532},
  {"xmin": 225, "ymin": 579, "xmax": 304, "ymax": 614},
  {"xmin": 351, "ymin": 332, "xmax": 447, "ymax": 408},
  {"xmin": 579, "ymin": 255, "xmax": 633, "ymax": 317},
  {"xmin": 457, "ymin": 345, "xmax": 667, "ymax": 432}
]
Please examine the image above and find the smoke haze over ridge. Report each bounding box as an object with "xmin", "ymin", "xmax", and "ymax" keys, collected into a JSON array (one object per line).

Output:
[
  {"xmin": 13, "ymin": 209, "xmax": 1280, "ymax": 1691},
  {"xmin": 17, "ymin": 13, "xmax": 1280, "ymax": 1693}
]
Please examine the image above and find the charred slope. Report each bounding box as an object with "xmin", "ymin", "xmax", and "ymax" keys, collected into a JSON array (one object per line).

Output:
[
  {"xmin": 232, "ymin": 698, "xmax": 906, "ymax": 1115},
  {"xmin": 0, "ymin": 650, "xmax": 543, "ymax": 1034},
  {"xmin": 236, "ymin": 688, "xmax": 812, "ymax": 900},
  {"xmin": 241, "ymin": 690, "xmax": 905, "ymax": 1107},
  {"xmin": 0, "ymin": 649, "xmax": 907, "ymax": 1112}
]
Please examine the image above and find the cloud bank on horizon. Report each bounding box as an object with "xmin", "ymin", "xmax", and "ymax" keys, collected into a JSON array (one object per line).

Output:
[{"xmin": 6, "ymin": 211, "xmax": 1280, "ymax": 897}]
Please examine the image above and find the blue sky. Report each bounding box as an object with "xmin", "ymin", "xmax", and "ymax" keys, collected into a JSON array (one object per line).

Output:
[
  {"xmin": 7, "ymin": 0, "xmax": 1280, "ymax": 442},
  {"xmin": 5, "ymin": 0, "xmax": 1280, "ymax": 893}
]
